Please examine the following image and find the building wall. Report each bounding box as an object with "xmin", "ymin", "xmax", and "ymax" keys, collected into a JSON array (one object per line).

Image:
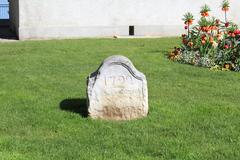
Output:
[
  {"xmin": 9, "ymin": 0, "xmax": 19, "ymax": 36},
  {"xmin": 15, "ymin": 0, "xmax": 240, "ymax": 39}
]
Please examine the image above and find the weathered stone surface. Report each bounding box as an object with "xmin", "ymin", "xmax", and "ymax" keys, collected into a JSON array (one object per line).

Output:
[{"xmin": 87, "ymin": 55, "xmax": 148, "ymax": 120}]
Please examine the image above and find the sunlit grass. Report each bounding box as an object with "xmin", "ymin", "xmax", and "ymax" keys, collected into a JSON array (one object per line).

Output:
[{"xmin": 0, "ymin": 38, "xmax": 239, "ymax": 159}]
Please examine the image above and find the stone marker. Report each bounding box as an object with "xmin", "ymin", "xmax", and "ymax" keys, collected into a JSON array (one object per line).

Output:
[{"xmin": 87, "ymin": 55, "xmax": 148, "ymax": 120}]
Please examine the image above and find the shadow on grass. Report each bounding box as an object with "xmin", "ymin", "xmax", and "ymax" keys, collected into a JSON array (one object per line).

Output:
[{"xmin": 59, "ymin": 98, "xmax": 88, "ymax": 118}]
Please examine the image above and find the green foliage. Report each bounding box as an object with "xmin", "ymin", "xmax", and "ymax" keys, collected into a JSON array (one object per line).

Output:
[
  {"xmin": 200, "ymin": 4, "xmax": 211, "ymax": 13},
  {"xmin": 182, "ymin": 12, "xmax": 194, "ymax": 24},
  {"xmin": 198, "ymin": 17, "xmax": 211, "ymax": 27},
  {"xmin": 222, "ymin": 0, "xmax": 230, "ymax": 9}
]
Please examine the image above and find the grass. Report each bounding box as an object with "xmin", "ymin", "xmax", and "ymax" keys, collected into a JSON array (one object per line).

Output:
[{"xmin": 0, "ymin": 38, "xmax": 239, "ymax": 160}]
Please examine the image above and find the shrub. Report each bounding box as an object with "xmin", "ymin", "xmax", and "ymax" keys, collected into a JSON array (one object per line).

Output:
[{"xmin": 169, "ymin": 0, "xmax": 240, "ymax": 72}]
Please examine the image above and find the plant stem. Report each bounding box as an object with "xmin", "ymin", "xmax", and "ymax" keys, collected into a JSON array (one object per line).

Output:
[{"xmin": 225, "ymin": 11, "xmax": 227, "ymax": 23}]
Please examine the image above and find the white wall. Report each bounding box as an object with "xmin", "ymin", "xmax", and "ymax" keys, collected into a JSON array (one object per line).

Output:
[{"xmin": 15, "ymin": 0, "xmax": 240, "ymax": 39}]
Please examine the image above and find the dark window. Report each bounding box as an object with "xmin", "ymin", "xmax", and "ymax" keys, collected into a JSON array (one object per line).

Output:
[{"xmin": 129, "ymin": 26, "xmax": 134, "ymax": 36}]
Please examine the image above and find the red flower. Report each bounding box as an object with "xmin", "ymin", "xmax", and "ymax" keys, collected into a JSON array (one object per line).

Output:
[
  {"xmin": 234, "ymin": 30, "xmax": 240, "ymax": 35},
  {"xmin": 184, "ymin": 19, "xmax": 193, "ymax": 25},
  {"xmin": 216, "ymin": 19, "xmax": 220, "ymax": 25},
  {"xmin": 209, "ymin": 37, "xmax": 214, "ymax": 43},
  {"xmin": 184, "ymin": 26, "xmax": 188, "ymax": 30},
  {"xmin": 224, "ymin": 45, "xmax": 229, "ymax": 49},
  {"xmin": 182, "ymin": 34, "xmax": 187, "ymax": 37},
  {"xmin": 225, "ymin": 22, "xmax": 230, "ymax": 27},
  {"xmin": 188, "ymin": 41, "xmax": 194, "ymax": 47},
  {"xmin": 182, "ymin": 39, "xmax": 188, "ymax": 44},
  {"xmin": 201, "ymin": 40, "xmax": 206, "ymax": 45},
  {"xmin": 201, "ymin": 12, "xmax": 209, "ymax": 17}
]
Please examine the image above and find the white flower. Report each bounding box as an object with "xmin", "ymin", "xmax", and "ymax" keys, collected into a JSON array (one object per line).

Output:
[{"xmin": 212, "ymin": 41, "xmax": 218, "ymax": 48}]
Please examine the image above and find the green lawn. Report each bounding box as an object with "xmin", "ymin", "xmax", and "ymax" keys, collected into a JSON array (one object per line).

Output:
[{"xmin": 0, "ymin": 38, "xmax": 239, "ymax": 160}]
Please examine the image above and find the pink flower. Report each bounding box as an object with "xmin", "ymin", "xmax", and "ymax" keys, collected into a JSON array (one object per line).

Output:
[{"xmin": 224, "ymin": 45, "xmax": 229, "ymax": 49}]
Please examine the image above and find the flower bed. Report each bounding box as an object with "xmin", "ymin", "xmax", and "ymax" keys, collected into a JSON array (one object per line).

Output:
[{"xmin": 169, "ymin": 0, "xmax": 240, "ymax": 72}]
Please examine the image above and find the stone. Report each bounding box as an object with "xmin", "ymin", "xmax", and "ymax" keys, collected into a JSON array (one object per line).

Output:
[{"xmin": 87, "ymin": 55, "xmax": 148, "ymax": 120}]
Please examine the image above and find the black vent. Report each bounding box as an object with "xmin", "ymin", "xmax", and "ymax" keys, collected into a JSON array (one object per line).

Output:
[{"xmin": 129, "ymin": 26, "xmax": 134, "ymax": 36}]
